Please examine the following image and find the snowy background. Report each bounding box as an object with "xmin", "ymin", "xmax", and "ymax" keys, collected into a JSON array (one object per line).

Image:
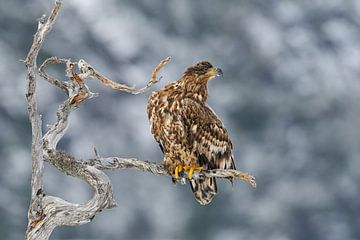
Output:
[{"xmin": 1, "ymin": 0, "xmax": 360, "ymax": 239}]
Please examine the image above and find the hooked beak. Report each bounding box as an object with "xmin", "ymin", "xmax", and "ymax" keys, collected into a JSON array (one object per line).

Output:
[{"xmin": 216, "ymin": 68, "xmax": 223, "ymax": 77}]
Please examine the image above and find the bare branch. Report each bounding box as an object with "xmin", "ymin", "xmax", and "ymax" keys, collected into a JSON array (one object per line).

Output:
[
  {"xmin": 39, "ymin": 56, "xmax": 171, "ymax": 97},
  {"xmin": 84, "ymin": 156, "xmax": 256, "ymax": 187},
  {"xmin": 77, "ymin": 56, "xmax": 171, "ymax": 94},
  {"xmin": 24, "ymin": 0, "xmax": 62, "ymax": 67},
  {"xmin": 26, "ymin": 163, "xmax": 116, "ymax": 240},
  {"xmin": 134, "ymin": 56, "xmax": 171, "ymax": 94},
  {"xmin": 24, "ymin": 10, "xmax": 170, "ymax": 237},
  {"xmin": 23, "ymin": 1, "xmax": 62, "ymax": 237},
  {"xmin": 38, "ymin": 56, "xmax": 71, "ymax": 93},
  {"xmin": 24, "ymin": 1, "xmax": 116, "ymax": 239}
]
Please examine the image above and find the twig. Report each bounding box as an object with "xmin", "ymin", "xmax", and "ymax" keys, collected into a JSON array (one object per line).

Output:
[
  {"xmin": 78, "ymin": 57, "xmax": 171, "ymax": 94},
  {"xmin": 133, "ymin": 56, "xmax": 171, "ymax": 94},
  {"xmin": 38, "ymin": 57, "xmax": 171, "ymax": 96},
  {"xmin": 38, "ymin": 57, "xmax": 71, "ymax": 93}
]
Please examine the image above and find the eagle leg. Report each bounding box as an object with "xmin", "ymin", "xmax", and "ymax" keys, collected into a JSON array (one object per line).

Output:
[{"xmin": 183, "ymin": 166, "xmax": 203, "ymax": 179}]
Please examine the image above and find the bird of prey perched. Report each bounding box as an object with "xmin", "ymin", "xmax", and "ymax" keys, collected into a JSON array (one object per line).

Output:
[{"xmin": 147, "ymin": 61, "xmax": 236, "ymax": 205}]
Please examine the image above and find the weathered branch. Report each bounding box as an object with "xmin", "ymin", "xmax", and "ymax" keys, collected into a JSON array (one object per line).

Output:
[
  {"xmin": 24, "ymin": 7, "xmax": 172, "ymax": 236},
  {"xmin": 24, "ymin": 1, "xmax": 116, "ymax": 239},
  {"xmin": 38, "ymin": 56, "xmax": 171, "ymax": 99},
  {"xmin": 77, "ymin": 56, "xmax": 171, "ymax": 94},
  {"xmin": 23, "ymin": 1, "xmax": 62, "ymax": 238},
  {"xmin": 26, "ymin": 150, "xmax": 117, "ymax": 240},
  {"xmin": 38, "ymin": 57, "xmax": 70, "ymax": 93},
  {"xmin": 84, "ymin": 157, "xmax": 257, "ymax": 187}
]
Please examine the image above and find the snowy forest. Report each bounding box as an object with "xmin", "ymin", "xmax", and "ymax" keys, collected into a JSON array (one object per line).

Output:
[{"xmin": 1, "ymin": 0, "xmax": 360, "ymax": 239}]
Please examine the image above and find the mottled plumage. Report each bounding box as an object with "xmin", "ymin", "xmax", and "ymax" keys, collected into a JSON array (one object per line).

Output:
[{"xmin": 147, "ymin": 61, "xmax": 236, "ymax": 205}]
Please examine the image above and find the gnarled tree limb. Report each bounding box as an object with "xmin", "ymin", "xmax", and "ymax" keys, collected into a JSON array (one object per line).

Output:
[
  {"xmin": 23, "ymin": 1, "xmax": 118, "ymax": 239},
  {"xmin": 23, "ymin": 1, "xmax": 255, "ymax": 239},
  {"xmin": 23, "ymin": 0, "xmax": 62, "ymax": 238}
]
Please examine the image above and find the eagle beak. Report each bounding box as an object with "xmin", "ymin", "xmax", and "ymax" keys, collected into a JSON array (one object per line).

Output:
[{"xmin": 216, "ymin": 68, "xmax": 223, "ymax": 77}]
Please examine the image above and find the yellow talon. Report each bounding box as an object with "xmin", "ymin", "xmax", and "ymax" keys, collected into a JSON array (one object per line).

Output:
[
  {"xmin": 185, "ymin": 166, "xmax": 203, "ymax": 179},
  {"xmin": 188, "ymin": 168, "xmax": 194, "ymax": 179},
  {"xmin": 175, "ymin": 165, "xmax": 203, "ymax": 179},
  {"xmin": 174, "ymin": 165, "xmax": 183, "ymax": 178}
]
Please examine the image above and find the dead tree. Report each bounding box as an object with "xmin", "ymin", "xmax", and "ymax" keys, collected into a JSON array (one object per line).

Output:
[{"xmin": 23, "ymin": 1, "xmax": 256, "ymax": 239}]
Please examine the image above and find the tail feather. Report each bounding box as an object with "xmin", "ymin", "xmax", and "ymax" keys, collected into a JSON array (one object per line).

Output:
[{"xmin": 190, "ymin": 177, "xmax": 217, "ymax": 205}]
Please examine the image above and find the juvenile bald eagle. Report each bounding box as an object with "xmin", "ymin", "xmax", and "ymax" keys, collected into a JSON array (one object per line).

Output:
[{"xmin": 147, "ymin": 61, "xmax": 236, "ymax": 205}]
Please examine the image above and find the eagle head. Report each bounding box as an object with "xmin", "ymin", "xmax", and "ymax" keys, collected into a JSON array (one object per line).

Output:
[{"xmin": 184, "ymin": 61, "xmax": 223, "ymax": 81}]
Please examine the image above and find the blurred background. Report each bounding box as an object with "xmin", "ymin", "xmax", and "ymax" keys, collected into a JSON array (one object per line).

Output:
[{"xmin": 1, "ymin": 0, "xmax": 360, "ymax": 239}]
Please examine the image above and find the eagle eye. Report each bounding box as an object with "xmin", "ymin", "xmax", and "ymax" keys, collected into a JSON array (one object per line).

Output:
[{"xmin": 185, "ymin": 61, "xmax": 214, "ymax": 75}]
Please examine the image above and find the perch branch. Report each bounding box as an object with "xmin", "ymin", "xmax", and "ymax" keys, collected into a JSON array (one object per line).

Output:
[
  {"xmin": 84, "ymin": 157, "xmax": 256, "ymax": 187},
  {"xmin": 42, "ymin": 152, "xmax": 256, "ymax": 188}
]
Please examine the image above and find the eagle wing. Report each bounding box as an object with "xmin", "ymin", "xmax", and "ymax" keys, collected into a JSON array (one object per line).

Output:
[
  {"xmin": 147, "ymin": 89, "xmax": 191, "ymax": 173},
  {"xmin": 181, "ymin": 98, "xmax": 236, "ymax": 171},
  {"xmin": 147, "ymin": 91, "xmax": 236, "ymax": 205},
  {"xmin": 181, "ymin": 98, "xmax": 236, "ymax": 205}
]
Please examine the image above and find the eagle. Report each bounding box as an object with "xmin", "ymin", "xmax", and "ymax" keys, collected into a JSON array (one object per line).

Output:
[{"xmin": 147, "ymin": 61, "xmax": 236, "ymax": 205}]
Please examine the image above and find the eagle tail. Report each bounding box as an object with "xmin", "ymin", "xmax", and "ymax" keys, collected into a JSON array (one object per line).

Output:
[{"xmin": 190, "ymin": 177, "xmax": 217, "ymax": 205}]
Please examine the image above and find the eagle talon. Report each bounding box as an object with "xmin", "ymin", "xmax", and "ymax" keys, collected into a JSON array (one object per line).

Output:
[
  {"xmin": 174, "ymin": 165, "xmax": 184, "ymax": 178},
  {"xmin": 183, "ymin": 166, "xmax": 203, "ymax": 179}
]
